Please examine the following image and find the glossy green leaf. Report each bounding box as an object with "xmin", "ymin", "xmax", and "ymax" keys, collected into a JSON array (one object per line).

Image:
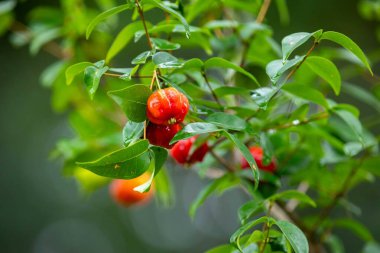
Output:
[
  {"xmin": 282, "ymin": 30, "xmax": 321, "ymax": 61},
  {"xmin": 30, "ymin": 28, "xmax": 62, "ymax": 55},
  {"xmin": 77, "ymin": 140, "xmax": 151, "ymax": 179},
  {"xmin": 238, "ymin": 200, "xmax": 264, "ymax": 224},
  {"xmin": 73, "ymin": 168, "xmax": 110, "ymax": 193},
  {"xmin": 363, "ymin": 242, "xmax": 380, "ymax": 253},
  {"xmin": 152, "ymin": 52, "xmax": 183, "ymax": 69},
  {"xmin": 266, "ymin": 56, "xmax": 304, "ymax": 84},
  {"xmin": 332, "ymin": 218, "xmax": 373, "ymax": 242},
  {"xmin": 230, "ymin": 216, "xmax": 270, "ymax": 252},
  {"xmin": 0, "ymin": 0, "xmax": 16, "ymax": 15},
  {"xmin": 154, "ymin": 167, "xmax": 174, "ymax": 208},
  {"xmin": 133, "ymin": 157, "xmax": 155, "ymax": 193},
  {"xmin": 150, "ymin": 146, "xmax": 168, "ymax": 176},
  {"xmin": 282, "ymin": 84, "xmax": 329, "ymax": 108},
  {"xmin": 206, "ymin": 112, "xmax": 247, "ymax": 131},
  {"xmin": 222, "ymin": 131, "xmax": 259, "ymax": 189},
  {"xmin": 66, "ymin": 62, "xmax": 93, "ymax": 85},
  {"xmin": 122, "ymin": 121, "xmax": 144, "ymax": 146},
  {"xmin": 320, "ymin": 31, "xmax": 373, "ymax": 75},
  {"xmin": 250, "ymin": 87, "xmax": 277, "ymax": 109},
  {"xmin": 343, "ymin": 82, "xmax": 380, "ymax": 112},
  {"xmin": 132, "ymin": 51, "xmax": 152, "ymax": 65},
  {"xmin": 305, "ymin": 56, "xmax": 341, "ymax": 95},
  {"xmin": 108, "ymin": 84, "xmax": 152, "ymax": 122},
  {"xmin": 268, "ymin": 190, "xmax": 316, "ymax": 207},
  {"xmin": 144, "ymin": 0, "xmax": 190, "ymax": 38},
  {"xmin": 333, "ymin": 108, "xmax": 363, "ymax": 141},
  {"xmin": 189, "ymin": 173, "xmax": 240, "ymax": 218},
  {"xmin": 106, "ymin": 21, "xmax": 145, "ymax": 63},
  {"xmin": 343, "ymin": 141, "xmax": 363, "ymax": 157},
  {"xmin": 83, "ymin": 65, "xmax": 109, "ymax": 100},
  {"xmin": 109, "ymin": 65, "xmax": 140, "ymax": 80},
  {"xmin": 151, "ymin": 38, "xmax": 181, "ymax": 50},
  {"xmin": 86, "ymin": 3, "xmax": 133, "ymax": 39},
  {"xmin": 275, "ymin": 220, "xmax": 309, "ymax": 253},
  {"xmin": 171, "ymin": 123, "xmax": 221, "ymax": 144},
  {"xmin": 204, "ymin": 57, "xmax": 259, "ymax": 86},
  {"xmin": 214, "ymin": 87, "xmax": 249, "ymax": 97}
]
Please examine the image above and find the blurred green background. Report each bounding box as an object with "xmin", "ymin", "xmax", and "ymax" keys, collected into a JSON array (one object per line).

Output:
[{"xmin": 0, "ymin": 0, "xmax": 379, "ymax": 252}]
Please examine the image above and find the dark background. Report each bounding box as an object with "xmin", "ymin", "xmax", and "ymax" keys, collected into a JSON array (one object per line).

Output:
[{"xmin": 0, "ymin": 0, "xmax": 379, "ymax": 252}]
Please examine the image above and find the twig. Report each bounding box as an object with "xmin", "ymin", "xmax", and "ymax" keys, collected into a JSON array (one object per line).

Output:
[
  {"xmin": 209, "ymin": 150, "xmax": 235, "ymax": 172},
  {"xmin": 256, "ymin": 0, "xmax": 272, "ymax": 24},
  {"xmin": 202, "ymin": 71, "xmax": 223, "ymax": 107},
  {"xmin": 135, "ymin": 0, "xmax": 153, "ymax": 49}
]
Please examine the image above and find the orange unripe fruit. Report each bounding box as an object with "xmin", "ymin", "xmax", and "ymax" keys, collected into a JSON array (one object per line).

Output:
[{"xmin": 110, "ymin": 173, "xmax": 154, "ymax": 207}]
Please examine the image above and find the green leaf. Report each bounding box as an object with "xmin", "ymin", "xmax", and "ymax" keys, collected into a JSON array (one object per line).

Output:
[
  {"xmin": 77, "ymin": 140, "xmax": 151, "ymax": 179},
  {"xmin": 332, "ymin": 218, "xmax": 373, "ymax": 242},
  {"xmin": 230, "ymin": 216, "xmax": 269, "ymax": 252},
  {"xmin": 40, "ymin": 61, "xmax": 66, "ymax": 88},
  {"xmin": 150, "ymin": 146, "xmax": 168, "ymax": 176},
  {"xmin": 275, "ymin": 220, "xmax": 309, "ymax": 253},
  {"xmin": 0, "ymin": 0, "xmax": 16, "ymax": 15},
  {"xmin": 206, "ymin": 112, "xmax": 247, "ymax": 131},
  {"xmin": 108, "ymin": 84, "xmax": 152, "ymax": 122},
  {"xmin": 238, "ymin": 200, "xmax": 264, "ymax": 224},
  {"xmin": 106, "ymin": 21, "xmax": 145, "ymax": 63},
  {"xmin": 189, "ymin": 173, "xmax": 240, "ymax": 218},
  {"xmin": 214, "ymin": 87, "xmax": 249, "ymax": 97},
  {"xmin": 250, "ymin": 87, "xmax": 277, "ymax": 109},
  {"xmin": 170, "ymin": 123, "xmax": 221, "ymax": 144},
  {"xmin": 320, "ymin": 31, "xmax": 373, "ymax": 75},
  {"xmin": 122, "ymin": 121, "xmax": 144, "ymax": 146},
  {"xmin": 363, "ymin": 242, "xmax": 380, "ymax": 253},
  {"xmin": 154, "ymin": 167, "xmax": 174, "ymax": 208},
  {"xmin": 266, "ymin": 56, "xmax": 304, "ymax": 84},
  {"xmin": 152, "ymin": 51, "xmax": 183, "ymax": 69},
  {"xmin": 66, "ymin": 62, "xmax": 93, "ymax": 85},
  {"xmin": 86, "ymin": 3, "xmax": 133, "ymax": 39},
  {"xmin": 132, "ymin": 51, "xmax": 152, "ymax": 65},
  {"xmin": 282, "ymin": 30, "xmax": 321, "ymax": 61},
  {"xmin": 325, "ymin": 235, "xmax": 345, "ymax": 253},
  {"xmin": 144, "ymin": 0, "xmax": 190, "ymax": 38},
  {"xmin": 204, "ymin": 57, "xmax": 259, "ymax": 86},
  {"xmin": 282, "ymin": 84, "xmax": 329, "ymax": 108},
  {"xmin": 305, "ymin": 56, "xmax": 341, "ymax": 95},
  {"xmin": 30, "ymin": 28, "xmax": 62, "ymax": 55},
  {"xmin": 343, "ymin": 82, "xmax": 380, "ymax": 113},
  {"xmin": 268, "ymin": 190, "xmax": 316, "ymax": 207},
  {"xmin": 333, "ymin": 108, "xmax": 363, "ymax": 141},
  {"xmin": 83, "ymin": 65, "xmax": 109, "ymax": 100},
  {"xmin": 151, "ymin": 38, "xmax": 181, "ymax": 50},
  {"xmin": 343, "ymin": 142, "xmax": 363, "ymax": 157},
  {"xmin": 109, "ymin": 65, "xmax": 140, "ymax": 80},
  {"xmin": 222, "ymin": 131, "xmax": 259, "ymax": 189},
  {"xmin": 133, "ymin": 157, "xmax": 155, "ymax": 193}
]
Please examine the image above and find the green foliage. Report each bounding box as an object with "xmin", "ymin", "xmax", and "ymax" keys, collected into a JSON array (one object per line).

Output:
[{"xmin": 4, "ymin": 0, "xmax": 380, "ymax": 252}]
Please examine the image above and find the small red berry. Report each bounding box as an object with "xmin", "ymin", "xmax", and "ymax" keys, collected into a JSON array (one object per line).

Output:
[
  {"xmin": 147, "ymin": 87, "xmax": 189, "ymax": 125},
  {"xmin": 241, "ymin": 146, "xmax": 277, "ymax": 173},
  {"xmin": 170, "ymin": 136, "xmax": 209, "ymax": 165},
  {"xmin": 109, "ymin": 173, "xmax": 154, "ymax": 207},
  {"xmin": 146, "ymin": 123, "xmax": 181, "ymax": 149}
]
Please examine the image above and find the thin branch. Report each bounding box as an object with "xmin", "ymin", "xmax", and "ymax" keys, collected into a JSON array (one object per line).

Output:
[
  {"xmin": 202, "ymin": 71, "xmax": 223, "ymax": 108},
  {"xmin": 209, "ymin": 150, "xmax": 235, "ymax": 172},
  {"xmin": 310, "ymin": 155, "xmax": 367, "ymax": 235},
  {"xmin": 256, "ymin": 0, "xmax": 272, "ymax": 24},
  {"xmin": 135, "ymin": 0, "xmax": 153, "ymax": 49}
]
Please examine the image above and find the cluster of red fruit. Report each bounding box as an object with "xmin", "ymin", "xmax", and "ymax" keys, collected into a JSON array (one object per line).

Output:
[{"xmin": 110, "ymin": 88, "xmax": 277, "ymax": 207}]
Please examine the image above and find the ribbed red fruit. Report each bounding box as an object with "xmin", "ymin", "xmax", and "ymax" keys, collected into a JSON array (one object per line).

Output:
[
  {"xmin": 146, "ymin": 87, "xmax": 189, "ymax": 125},
  {"xmin": 146, "ymin": 123, "xmax": 181, "ymax": 149},
  {"xmin": 170, "ymin": 136, "xmax": 209, "ymax": 165}
]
